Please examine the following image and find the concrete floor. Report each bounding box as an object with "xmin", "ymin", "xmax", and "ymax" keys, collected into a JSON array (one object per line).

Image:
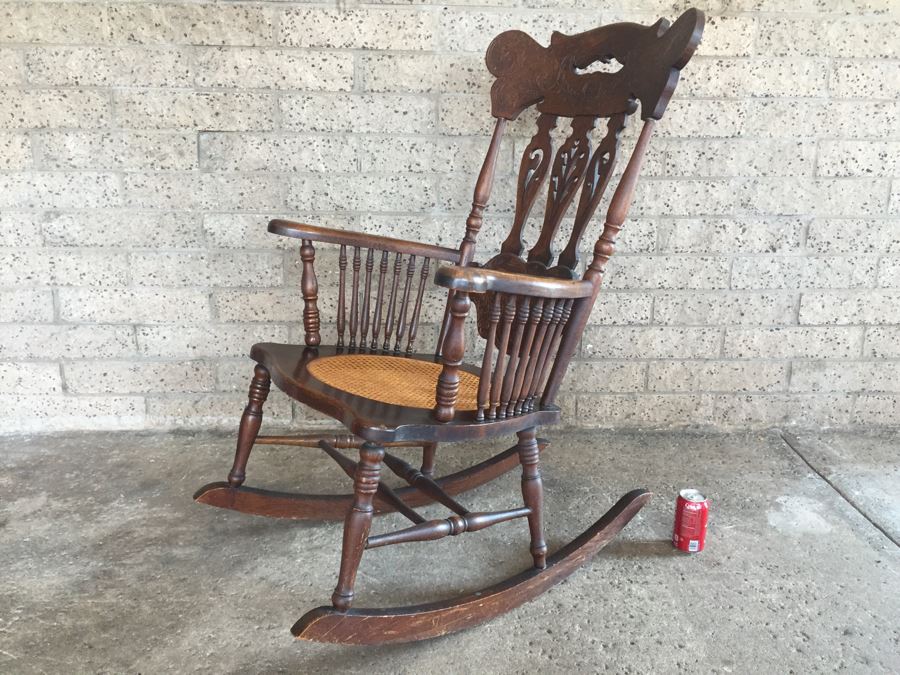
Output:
[{"xmin": 1, "ymin": 428, "xmax": 897, "ymax": 674}]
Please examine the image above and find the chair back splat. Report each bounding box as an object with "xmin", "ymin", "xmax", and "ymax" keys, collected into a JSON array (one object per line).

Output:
[{"xmin": 435, "ymin": 8, "xmax": 704, "ymax": 421}]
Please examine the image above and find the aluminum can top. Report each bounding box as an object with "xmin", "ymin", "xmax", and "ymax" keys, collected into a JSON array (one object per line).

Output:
[{"xmin": 679, "ymin": 488, "xmax": 706, "ymax": 503}]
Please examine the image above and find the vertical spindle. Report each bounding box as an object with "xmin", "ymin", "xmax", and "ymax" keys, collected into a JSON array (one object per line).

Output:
[
  {"xmin": 476, "ymin": 293, "xmax": 501, "ymax": 422},
  {"xmin": 511, "ymin": 297, "xmax": 543, "ymax": 415},
  {"xmin": 371, "ymin": 250, "xmax": 389, "ymax": 350},
  {"xmin": 349, "ymin": 246, "xmax": 361, "ymax": 349},
  {"xmin": 360, "ymin": 248, "xmax": 374, "ymax": 348},
  {"xmin": 488, "ymin": 294, "xmax": 516, "ymax": 420},
  {"xmin": 499, "ymin": 296, "xmax": 531, "ymax": 418},
  {"xmin": 532, "ymin": 299, "xmax": 573, "ymax": 410},
  {"xmin": 394, "ymin": 255, "xmax": 416, "ymax": 354},
  {"xmin": 520, "ymin": 298, "xmax": 556, "ymax": 412},
  {"xmin": 383, "ymin": 253, "xmax": 403, "ymax": 351},
  {"xmin": 406, "ymin": 257, "xmax": 430, "ymax": 355},
  {"xmin": 337, "ymin": 244, "xmax": 347, "ymax": 348}
]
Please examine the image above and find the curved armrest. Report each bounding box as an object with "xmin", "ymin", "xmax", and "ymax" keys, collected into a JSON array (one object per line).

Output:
[
  {"xmin": 268, "ymin": 219, "xmax": 461, "ymax": 263},
  {"xmin": 434, "ymin": 265, "xmax": 594, "ymax": 299}
]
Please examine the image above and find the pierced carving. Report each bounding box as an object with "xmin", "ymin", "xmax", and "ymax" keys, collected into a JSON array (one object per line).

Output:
[
  {"xmin": 558, "ymin": 112, "xmax": 628, "ymax": 272},
  {"xmin": 529, "ymin": 115, "xmax": 596, "ymax": 268},
  {"xmin": 486, "ymin": 9, "xmax": 704, "ymax": 121},
  {"xmin": 501, "ymin": 113, "xmax": 558, "ymax": 257}
]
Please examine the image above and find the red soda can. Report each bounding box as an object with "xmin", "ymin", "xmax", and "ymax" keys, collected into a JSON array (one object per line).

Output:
[{"xmin": 672, "ymin": 489, "xmax": 708, "ymax": 553}]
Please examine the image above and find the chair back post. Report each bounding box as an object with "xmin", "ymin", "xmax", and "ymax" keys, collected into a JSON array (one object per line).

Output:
[
  {"xmin": 459, "ymin": 118, "xmax": 508, "ymax": 266},
  {"xmin": 541, "ymin": 119, "xmax": 655, "ymax": 405}
]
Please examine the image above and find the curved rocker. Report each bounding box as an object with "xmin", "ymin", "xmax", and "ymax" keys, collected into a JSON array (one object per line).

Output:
[
  {"xmin": 194, "ymin": 440, "xmax": 546, "ymax": 521},
  {"xmin": 292, "ymin": 489, "xmax": 651, "ymax": 645}
]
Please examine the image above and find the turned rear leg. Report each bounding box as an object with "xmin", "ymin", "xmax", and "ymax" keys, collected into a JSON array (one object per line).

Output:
[
  {"xmin": 332, "ymin": 442, "xmax": 384, "ymax": 611},
  {"xmin": 517, "ymin": 427, "xmax": 547, "ymax": 569},
  {"xmin": 227, "ymin": 364, "xmax": 270, "ymax": 487}
]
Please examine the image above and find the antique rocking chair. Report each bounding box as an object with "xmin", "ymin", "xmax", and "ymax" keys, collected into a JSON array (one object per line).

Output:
[{"xmin": 195, "ymin": 8, "xmax": 704, "ymax": 645}]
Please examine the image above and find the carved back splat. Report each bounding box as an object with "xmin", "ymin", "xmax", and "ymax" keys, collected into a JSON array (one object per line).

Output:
[
  {"xmin": 528, "ymin": 114, "xmax": 596, "ymax": 270},
  {"xmin": 500, "ymin": 113, "xmax": 557, "ymax": 258}
]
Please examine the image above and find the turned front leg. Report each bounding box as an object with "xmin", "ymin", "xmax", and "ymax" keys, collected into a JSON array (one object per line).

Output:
[
  {"xmin": 517, "ymin": 427, "xmax": 547, "ymax": 569},
  {"xmin": 332, "ymin": 442, "xmax": 384, "ymax": 611},
  {"xmin": 434, "ymin": 291, "xmax": 470, "ymax": 423},
  {"xmin": 227, "ymin": 364, "xmax": 270, "ymax": 487}
]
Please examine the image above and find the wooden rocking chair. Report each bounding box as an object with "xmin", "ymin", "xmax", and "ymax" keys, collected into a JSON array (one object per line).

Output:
[{"xmin": 195, "ymin": 8, "xmax": 704, "ymax": 645}]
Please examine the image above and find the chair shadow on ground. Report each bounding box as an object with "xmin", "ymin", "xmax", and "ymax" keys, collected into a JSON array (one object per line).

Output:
[{"xmin": 602, "ymin": 539, "xmax": 680, "ymax": 558}]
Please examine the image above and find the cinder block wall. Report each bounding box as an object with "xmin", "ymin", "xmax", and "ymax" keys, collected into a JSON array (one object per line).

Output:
[{"xmin": 1, "ymin": 1, "xmax": 898, "ymax": 433}]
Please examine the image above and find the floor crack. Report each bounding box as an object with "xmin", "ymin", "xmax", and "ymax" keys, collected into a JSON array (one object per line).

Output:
[{"xmin": 780, "ymin": 430, "xmax": 899, "ymax": 549}]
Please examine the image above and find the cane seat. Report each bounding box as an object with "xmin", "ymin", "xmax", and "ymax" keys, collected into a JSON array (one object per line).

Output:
[
  {"xmin": 307, "ymin": 354, "xmax": 480, "ymax": 411},
  {"xmin": 247, "ymin": 342, "xmax": 534, "ymax": 443}
]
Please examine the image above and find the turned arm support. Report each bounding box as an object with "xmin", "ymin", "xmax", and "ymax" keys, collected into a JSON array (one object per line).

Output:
[
  {"xmin": 269, "ymin": 220, "xmax": 462, "ymax": 263},
  {"xmin": 434, "ymin": 265, "xmax": 594, "ymax": 299}
]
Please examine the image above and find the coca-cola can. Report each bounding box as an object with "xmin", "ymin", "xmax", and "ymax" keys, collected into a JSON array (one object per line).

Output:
[{"xmin": 672, "ymin": 489, "xmax": 708, "ymax": 553}]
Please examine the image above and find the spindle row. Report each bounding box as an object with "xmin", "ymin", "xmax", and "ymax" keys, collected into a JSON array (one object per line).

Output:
[
  {"xmin": 300, "ymin": 239, "xmax": 432, "ymax": 355},
  {"xmin": 476, "ymin": 292, "xmax": 574, "ymax": 421}
]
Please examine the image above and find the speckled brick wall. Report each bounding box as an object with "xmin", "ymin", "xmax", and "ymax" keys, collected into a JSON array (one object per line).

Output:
[{"xmin": 1, "ymin": 0, "xmax": 899, "ymax": 433}]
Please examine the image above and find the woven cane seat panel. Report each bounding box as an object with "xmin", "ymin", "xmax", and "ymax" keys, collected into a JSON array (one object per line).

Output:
[{"xmin": 306, "ymin": 354, "xmax": 479, "ymax": 411}]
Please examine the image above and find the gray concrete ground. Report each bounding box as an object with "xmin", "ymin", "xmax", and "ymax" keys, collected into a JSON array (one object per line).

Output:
[{"xmin": 1, "ymin": 428, "xmax": 898, "ymax": 674}]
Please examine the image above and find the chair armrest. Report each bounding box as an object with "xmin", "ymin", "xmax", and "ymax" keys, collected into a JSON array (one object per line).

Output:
[
  {"xmin": 434, "ymin": 265, "xmax": 594, "ymax": 299},
  {"xmin": 268, "ymin": 219, "xmax": 461, "ymax": 263}
]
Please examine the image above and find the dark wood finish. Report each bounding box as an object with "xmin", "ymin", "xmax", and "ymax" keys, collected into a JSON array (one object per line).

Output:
[
  {"xmin": 476, "ymin": 293, "xmax": 501, "ymax": 421},
  {"xmin": 393, "ymin": 255, "xmax": 416, "ymax": 353},
  {"xmin": 459, "ymin": 118, "xmax": 508, "ymax": 266},
  {"xmin": 349, "ymin": 246, "xmax": 360, "ymax": 348},
  {"xmin": 382, "ymin": 451, "xmax": 468, "ymax": 516},
  {"xmin": 360, "ymin": 248, "xmax": 374, "ymax": 348},
  {"xmin": 194, "ymin": 438, "xmax": 547, "ymax": 520},
  {"xmin": 365, "ymin": 507, "xmax": 530, "ymax": 549},
  {"xmin": 250, "ymin": 344, "xmax": 560, "ymax": 444},
  {"xmin": 318, "ymin": 441, "xmax": 424, "ymax": 525},
  {"xmin": 332, "ymin": 442, "xmax": 384, "ymax": 611},
  {"xmin": 371, "ymin": 250, "xmax": 389, "ymax": 349},
  {"xmin": 510, "ymin": 298, "xmax": 542, "ymax": 416},
  {"xmin": 197, "ymin": 9, "xmax": 704, "ymax": 645},
  {"xmin": 435, "ymin": 264, "xmax": 593, "ymax": 298},
  {"xmin": 561, "ymin": 112, "xmax": 627, "ymax": 271},
  {"xmin": 529, "ymin": 115, "xmax": 596, "ymax": 268},
  {"xmin": 253, "ymin": 432, "xmax": 424, "ymax": 449},
  {"xmin": 270, "ymin": 219, "xmax": 460, "ymax": 263},
  {"xmin": 407, "ymin": 257, "xmax": 430, "ymax": 354},
  {"xmin": 433, "ymin": 291, "xmax": 471, "ymax": 423},
  {"xmin": 226, "ymin": 364, "xmax": 270, "ymax": 487},
  {"xmin": 501, "ymin": 113, "xmax": 557, "ymax": 258},
  {"xmin": 489, "ymin": 295, "xmax": 516, "ymax": 420},
  {"xmin": 299, "ymin": 240, "xmax": 320, "ymax": 347},
  {"xmin": 292, "ymin": 489, "xmax": 651, "ymax": 644},
  {"xmin": 419, "ymin": 441, "xmax": 437, "ymax": 476},
  {"xmin": 516, "ymin": 427, "xmax": 546, "ymax": 568},
  {"xmin": 542, "ymin": 119, "xmax": 656, "ymax": 406},
  {"xmin": 486, "ymin": 9, "xmax": 703, "ymax": 120},
  {"xmin": 337, "ymin": 244, "xmax": 347, "ymax": 347}
]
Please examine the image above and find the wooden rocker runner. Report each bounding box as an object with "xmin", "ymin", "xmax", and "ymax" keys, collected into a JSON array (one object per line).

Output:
[{"xmin": 195, "ymin": 9, "xmax": 704, "ymax": 645}]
